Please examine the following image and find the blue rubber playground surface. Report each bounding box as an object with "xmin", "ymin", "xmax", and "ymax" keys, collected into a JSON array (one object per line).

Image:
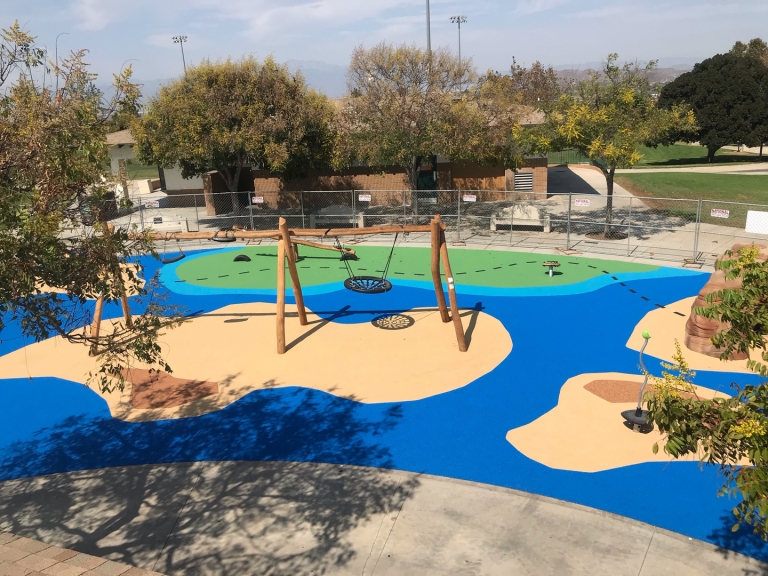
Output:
[{"xmin": 0, "ymin": 246, "xmax": 766, "ymax": 561}]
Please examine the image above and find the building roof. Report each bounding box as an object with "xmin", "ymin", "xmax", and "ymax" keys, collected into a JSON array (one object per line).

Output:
[{"xmin": 106, "ymin": 129, "xmax": 135, "ymax": 146}]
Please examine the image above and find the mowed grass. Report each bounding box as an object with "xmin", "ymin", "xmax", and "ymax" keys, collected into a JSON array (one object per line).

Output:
[
  {"xmin": 615, "ymin": 172, "xmax": 768, "ymax": 227},
  {"xmin": 125, "ymin": 159, "xmax": 159, "ymax": 180},
  {"xmin": 633, "ymin": 144, "xmax": 766, "ymax": 168}
]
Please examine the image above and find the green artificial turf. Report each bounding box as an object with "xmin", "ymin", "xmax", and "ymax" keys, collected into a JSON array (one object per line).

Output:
[{"xmin": 174, "ymin": 245, "xmax": 658, "ymax": 290}]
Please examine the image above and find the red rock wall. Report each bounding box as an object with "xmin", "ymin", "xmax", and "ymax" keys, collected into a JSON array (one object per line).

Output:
[{"xmin": 685, "ymin": 243, "xmax": 768, "ymax": 358}]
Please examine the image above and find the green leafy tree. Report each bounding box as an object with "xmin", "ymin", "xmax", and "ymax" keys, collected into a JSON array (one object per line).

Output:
[
  {"xmin": 545, "ymin": 54, "xmax": 695, "ymax": 236},
  {"xmin": 659, "ymin": 51, "xmax": 768, "ymax": 161},
  {"xmin": 647, "ymin": 245, "xmax": 768, "ymax": 539},
  {"xmin": 0, "ymin": 22, "xmax": 182, "ymax": 393},
  {"xmin": 342, "ymin": 43, "xmax": 529, "ymax": 212},
  {"xmin": 133, "ymin": 57, "xmax": 338, "ymax": 212}
]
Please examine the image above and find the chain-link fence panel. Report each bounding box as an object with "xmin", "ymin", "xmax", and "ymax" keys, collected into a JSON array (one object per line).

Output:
[
  {"xmin": 698, "ymin": 200, "xmax": 768, "ymax": 264},
  {"xmin": 626, "ymin": 196, "xmax": 700, "ymax": 262}
]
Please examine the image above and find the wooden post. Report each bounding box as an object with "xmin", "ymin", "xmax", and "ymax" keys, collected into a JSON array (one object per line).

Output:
[
  {"xmin": 278, "ymin": 217, "xmax": 308, "ymax": 326},
  {"xmin": 90, "ymin": 295, "xmax": 105, "ymax": 356},
  {"xmin": 439, "ymin": 229, "xmax": 468, "ymax": 352},
  {"xmin": 120, "ymin": 294, "xmax": 133, "ymax": 328},
  {"xmin": 276, "ymin": 238, "xmax": 286, "ymax": 354},
  {"xmin": 105, "ymin": 223, "xmax": 133, "ymax": 328},
  {"xmin": 431, "ymin": 217, "xmax": 450, "ymax": 323}
]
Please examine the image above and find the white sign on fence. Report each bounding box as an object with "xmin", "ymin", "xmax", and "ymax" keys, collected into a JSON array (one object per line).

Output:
[
  {"xmin": 710, "ymin": 209, "xmax": 730, "ymax": 219},
  {"xmin": 745, "ymin": 210, "xmax": 768, "ymax": 235},
  {"xmin": 575, "ymin": 199, "xmax": 590, "ymax": 207},
  {"xmin": 252, "ymin": 196, "xmax": 264, "ymax": 204},
  {"xmin": 358, "ymin": 193, "xmax": 372, "ymax": 202},
  {"xmin": 142, "ymin": 200, "xmax": 160, "ymax": 208},
  {"xmin": 462, "ymin": 194, "xmax": 477, "ymax": 202}
]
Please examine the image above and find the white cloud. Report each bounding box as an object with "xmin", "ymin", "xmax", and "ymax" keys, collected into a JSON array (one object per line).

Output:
[
  {"xmin": 72, "ymin": 0, "xmax": 124, "ymax": 30},
  {"xmin": 514, "ymin": 0, "xmax": 570, "ymax": 15}
]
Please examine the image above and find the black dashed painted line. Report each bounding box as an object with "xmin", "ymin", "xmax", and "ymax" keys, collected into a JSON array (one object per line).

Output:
[
  {"xmin": 641, "ymin": 296, "xmax": 650, "ymax": 301},
  {"xmin": 260, "ymin": 268, "xmax": 270, "ymax": 271},
  {"xmin": 415, "ymin": 273, "xmax": 425, "ymax": 276},
  {"xmin": 568, "ymin": 262, "xmax": 579, "ymax": 265},
  {"xmin": 358, "ymin": 268, "xmax": 367, "ymax": 271},
  {"xmin": 611, "ymin": 276, "xmax": 618, "ymax": 280},
  {"xmin": 493, "ymin": 266, "xmax": 502, "ymax": 270},
  {"xmin": 629, "ymin": 289, "xmax": 637, "ymax": 293},
  {"xmin": 456, "ymin": 272, "xmax": 466, "ymax": 274},
  {"xmin": 526, "ymin": 261, "xmax": 536, "ymax": 264},
  {"xmin": 394, "ymin": 272, "xmax": 404, "ymax": 275},
  {"xmin": 602, "ymin": 270, "xmax": 610, "ymax": 274},
  {"xmin": 175, "ymin": 280, "xmax": 187, "ymax": 283},
  {"xmin": 620, "ymin": 282, "xmax": 626, "ymax": 286},
  {"xmin": 218, "ymin": 275, "xmax": 229, "ymax": 278},
  {"xmin": 674, "ymin": 311, "xmax": 686, "ymax": 317},
  {"xmin": 476, "ymin": 269, "xmax": 486, "ymax": 272},
  {"xmin": 320, "ymin": 266, "xmax": 329, "ymax": 269},
  {"xmin": 588, "ymin": 265, "xmax": 596, "ymax": 269},
  {"xmin": 196, "ymin": 278, "xmax": 208, "ymax": 281},
  {"xmin": 655, "ymin": 303, "xmax": 665, "ymax": 308},
  {"xmin": 239, "ymin": 271, "xmax": 249, "ymax": 274},
  {"xmin": 508, "ymin": 263, "xmax": 517, "ymax": 266}
]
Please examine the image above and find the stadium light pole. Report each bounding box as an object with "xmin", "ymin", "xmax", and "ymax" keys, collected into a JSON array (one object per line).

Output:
[
  {"xmin": 450, "ymin": 16, "xmax": 467, "ymax": 64},
  {"xmin": 426, "ymin": 0, "xmax": 431, "ymax": 54},
  {"xmin": 172, "ymin": 35, "xmax": 188, "ymax": 73}
]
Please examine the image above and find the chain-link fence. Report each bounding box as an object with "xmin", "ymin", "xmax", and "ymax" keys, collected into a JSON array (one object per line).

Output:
[{"xmin": 104, "ymin": 189, "xmax": 768, "ymax": 266}]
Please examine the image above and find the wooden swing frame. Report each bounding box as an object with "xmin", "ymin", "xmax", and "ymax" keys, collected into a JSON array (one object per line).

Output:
[{"xmin": 129, "ymin": 216, "xmax": 467, "ymax": 354}]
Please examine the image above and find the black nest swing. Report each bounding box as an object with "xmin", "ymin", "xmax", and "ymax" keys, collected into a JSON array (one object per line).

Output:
[
  {"xmin": 335, "ymin": 230, "xmax": 400, "ymax": 294},
  {"xmin": 160, "ymin": 234, "xmax": 186, "ymax": 264}
]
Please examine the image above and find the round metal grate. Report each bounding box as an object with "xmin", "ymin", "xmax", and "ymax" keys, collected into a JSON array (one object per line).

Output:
[{"xmin": 371, "ymin": 314, "xmax": 415, "ymax": 330}]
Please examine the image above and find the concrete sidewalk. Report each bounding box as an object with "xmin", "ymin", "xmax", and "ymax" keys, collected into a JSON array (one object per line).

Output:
[{"xmin": 0, "ymin": 461, "xmax": 765, "ymax": 575}]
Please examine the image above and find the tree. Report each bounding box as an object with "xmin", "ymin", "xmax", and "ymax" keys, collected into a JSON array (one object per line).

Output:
[
  {"xmin": 507, "ymin": 58, "xmax": 562, "ymax": 110},
  {"xmin": 0, "ymin": 22, "xmax": 181, "ymax": 393},
  {"xmin": 731, "ymin": 38, "xmax": 768, "ymax": 66},
  {"xmin": 545, "ymin": 54, "xmax": 695, "ymax": 237},
  {"xmin": 658, "ymin": 52, "xmax": 768, "ymax": 161},
  {"xmin": 647, "ymin": 245, "xmax": 768, "ymax": 539},
  {"xmin": 133, "ymin": 57, "xmax": 338, "ymax": 212},
  {"xmin": 342, "ymin": 43, "xmax": 527, "ymax": 213}
]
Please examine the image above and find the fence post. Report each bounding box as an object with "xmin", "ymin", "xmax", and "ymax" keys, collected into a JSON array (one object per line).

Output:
[
  {"xmin": 627, "ymin": 195, "xmax": 632, "ymax": 257},
  {"xmin": 456, "ymin": 190, "xmax": 462, "ymax": 243},
  {"xmin": 193, "ymin": 194, "xmax": 199, "ymax": 233},
  {"xmin": 300, "ymin": 191, "xmax": 305, "ymax": 228},
  {"xmin": 566, "ymin": 193, "xmax": 572, "ymax": 250},
  {"xmin": 693, "ymin": 199, "xmax": 702, "ymax": 261},
  {"xmin": 139, "ymin": 202, "xmax": 145, "ymax": 232},
  {"xmin": 248, "ymin": 193, "xmax": 255, "ymax": 230},
  {"xmin": 508, "ymin": 191, "xmax": 515, "ymax": 246},
  {"xmin": 352, "ymin": 189, "xmax": 356, "ymax": 228}
]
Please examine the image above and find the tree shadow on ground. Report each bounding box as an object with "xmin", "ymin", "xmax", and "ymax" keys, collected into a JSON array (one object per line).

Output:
[
  {"xmin": 707, "ymin": 512, "xmax": 768, "ymax": 574},
  {"xmin": 0, "ymin": 387, "xmax": 416, "ymax": 575}
]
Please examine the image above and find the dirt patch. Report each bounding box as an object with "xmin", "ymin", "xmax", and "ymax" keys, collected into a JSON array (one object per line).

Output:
[
  {"xmin": 125, "ymin": 368, "xmax": 218, "ymax": 409},
  {"xmin": 584, "ymin": 379, "xmax": 696, "ymax": 403}
]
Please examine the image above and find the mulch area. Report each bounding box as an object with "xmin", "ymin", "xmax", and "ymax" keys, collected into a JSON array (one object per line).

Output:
[
  {"xmin": 584, "ymin": 379, "xmax": 695, "ymax": 403},
  {"xmin": 124, "ymin": 368, "xmax": 218, "ymax": 409}
]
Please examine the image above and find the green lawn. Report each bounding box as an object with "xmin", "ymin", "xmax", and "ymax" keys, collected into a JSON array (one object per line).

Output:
[
  {"xmin": 125, "ymin": 159, "xmax": 159, "ymax": 180},
  {"xmin": 633, "ymin": 144, "xmax": 765, "ymax": 168},
  {"xmin": 615, "ymin": 172, "xmax": 768, "ymax": 227}
]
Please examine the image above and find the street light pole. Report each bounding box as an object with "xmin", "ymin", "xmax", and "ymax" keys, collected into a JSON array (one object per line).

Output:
[
  {"xmin": 426, "ymin": 0, "xmax": 431, "ymax": 54},
  {"xmin": 172, "ymin": 35, "xmax": 188, "ymax": 73},
  {"xmin": 450, "ymin": 16, "xmax": 467, "ymax": 64},
  {"xmin": 54, "ymin": 32, "xmax": 68, "ymax": 93}
]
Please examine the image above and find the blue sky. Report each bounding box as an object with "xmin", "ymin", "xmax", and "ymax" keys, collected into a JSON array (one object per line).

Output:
[{"xmin": 2, "ymin": 0, "xmax": 766, "ymax": 90}]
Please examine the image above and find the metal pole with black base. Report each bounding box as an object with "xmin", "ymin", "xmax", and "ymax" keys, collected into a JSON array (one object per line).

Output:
[{"xmin": 622, "ymin": 330, "xmax": 653, "ymax": 432}]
